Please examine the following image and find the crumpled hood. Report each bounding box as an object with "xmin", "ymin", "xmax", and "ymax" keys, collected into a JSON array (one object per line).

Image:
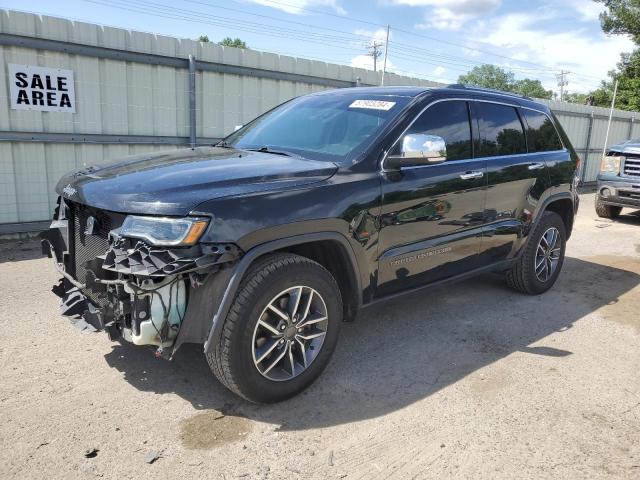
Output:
[
  {"xmin": 55, "ymin": 146, "xmax": 338, "ymax": 216},
  {"xmin": 609, "ymin": 140, "xmax": 640, "ymax": 156}
]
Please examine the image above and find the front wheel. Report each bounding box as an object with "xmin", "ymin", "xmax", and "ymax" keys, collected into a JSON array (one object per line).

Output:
[
  {"xmin": 206, "ymin": 253, "xmax": 342, "ymax": 403},
  {"xmin": 506, "ymin": 211, "xmax": 567, "ymax": 295},
  {"xmin": 595, "ymin": 196, "xmax": 622, "ymax": 219}
]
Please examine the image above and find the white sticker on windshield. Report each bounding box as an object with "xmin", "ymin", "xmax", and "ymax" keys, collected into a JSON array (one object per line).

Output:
[{"xmin": 349, "ymin": 99, "xmax": 396, "ymax": 111}]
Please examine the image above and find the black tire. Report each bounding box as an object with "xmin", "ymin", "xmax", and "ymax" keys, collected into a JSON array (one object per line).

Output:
[
  {"xmin": 206, "ymin": 253, "xmax": 342, "ymax": 403},
  {"xmin": 595, "ymin": 196, "xmax": 622, "ymax": 219},
  {"xmin": 506, "ymin": 211, "xmax": 567, "ymax": 295}
]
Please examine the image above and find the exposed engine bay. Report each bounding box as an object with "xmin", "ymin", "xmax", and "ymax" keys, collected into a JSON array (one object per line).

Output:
[{"xmin": 41, "ymin": 196, "xmax": 241, "ymax": 358}]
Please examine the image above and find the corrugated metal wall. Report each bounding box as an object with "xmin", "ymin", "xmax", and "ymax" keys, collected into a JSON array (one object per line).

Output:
[
  {"xmin": 538, "ymin": 99, "xmax": 638, "ymax": 182},
  {"xmin": 0, "ymin": 9, "xmax": 638, "ymax": 233}
]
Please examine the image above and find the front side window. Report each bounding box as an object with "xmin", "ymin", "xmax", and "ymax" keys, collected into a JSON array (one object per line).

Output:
[
  {"xmin": 390, "ymin": 100, "xmax": 472, "ymax": 161},
  {"xmin": 225, "ymin": 94, "xmax": 411, "ymax": 163},
  {"xmin": 475, "ymin": 103, "xmax": 527, "ymax": 157},
  {"xmin": 522, "ymin": 110, "xmax": 564, "ymax": 152}
]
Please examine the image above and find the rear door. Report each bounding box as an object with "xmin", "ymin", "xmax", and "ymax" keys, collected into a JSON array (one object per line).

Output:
[
  {"xmin": 376, "ymin": 99, "xmax": 487, "ymax": 297},
  {"xmin": 472, "ymin": 101, "xmax": 551, "ymax": 265}
]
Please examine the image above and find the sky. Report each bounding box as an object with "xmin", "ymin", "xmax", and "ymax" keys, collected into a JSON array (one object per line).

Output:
[{"xmin": 3, "ymin": 0, "xmax": 636, "ymax": 94}]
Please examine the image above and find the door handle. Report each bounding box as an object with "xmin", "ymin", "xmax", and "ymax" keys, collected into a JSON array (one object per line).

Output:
[
  {"xmin": 459, "ymin": 171, "xmax": 484, "ymax": 180},
  {"xmin": 528, "ymin": 162, "xmax": 546, "ymax": 170}
]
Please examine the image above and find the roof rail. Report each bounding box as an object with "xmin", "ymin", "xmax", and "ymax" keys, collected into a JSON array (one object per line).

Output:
[{"xmin": 445, "ymin": 84, "xmax": 532, "ymax": 101}]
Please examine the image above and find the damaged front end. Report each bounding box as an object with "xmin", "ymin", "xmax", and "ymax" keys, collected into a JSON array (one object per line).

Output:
[{"xmin": 41, "ymin": 197, "xmax": 241, "ymax": 358}]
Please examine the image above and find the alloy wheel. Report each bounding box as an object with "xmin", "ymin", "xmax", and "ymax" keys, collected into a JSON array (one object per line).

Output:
[
  {"xmin": 534, "ymin": 227, "xmax": 562, "ymax": 283},
  {"xmin": 252, "ymin": 286, "xmax": 329, "ymax": 382}
]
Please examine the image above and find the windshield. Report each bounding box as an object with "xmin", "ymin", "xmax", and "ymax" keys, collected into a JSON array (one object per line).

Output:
[{"xmin": 224, "ymin": 93, "xmax": 412, "ymax": 163}]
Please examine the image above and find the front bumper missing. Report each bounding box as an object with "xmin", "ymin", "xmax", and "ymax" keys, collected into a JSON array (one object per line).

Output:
[
  {"xmin": 41, "ymin": 209, "xmax": 243, "ymax": 355},
  {"xmin": 41, "ymin": 235, "xmax": 106, "ymax": 333}
]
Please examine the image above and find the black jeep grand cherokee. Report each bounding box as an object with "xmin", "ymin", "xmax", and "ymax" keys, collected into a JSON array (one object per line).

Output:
[{"xmin": 42, "ymin": 86, "xmax": 579, "ymax": 403}]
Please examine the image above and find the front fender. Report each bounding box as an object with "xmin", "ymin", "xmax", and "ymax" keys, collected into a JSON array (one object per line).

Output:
[{"xmin": 172, "ymin": 232, "xmax": 363, "ymax": 356}]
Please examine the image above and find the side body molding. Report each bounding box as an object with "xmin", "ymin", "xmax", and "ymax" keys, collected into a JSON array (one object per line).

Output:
[{"xmin": 199, "ymin": 232, "xmax": 362, "ymax": 355}]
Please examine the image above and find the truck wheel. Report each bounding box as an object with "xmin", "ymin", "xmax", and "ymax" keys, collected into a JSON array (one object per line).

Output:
[
  {"xmin": 506, "ymin": 211, "xmax": 566, "ymax": 295},
  {"xmin": 595, "ymin": 196, "xmax": 622, "ymax": 219},
  {"xmin": 206, "ymin": 253, "xmax": 342, "ymax": 403}
]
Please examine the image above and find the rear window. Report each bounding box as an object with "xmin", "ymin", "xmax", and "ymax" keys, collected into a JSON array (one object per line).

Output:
[
  {"xmin": 475, "ymin": 103, "xmax": 527, "ymax": 157},
  {"xmin": 522, "ymin": 110, "xmax": 564, "ymax": 152}
]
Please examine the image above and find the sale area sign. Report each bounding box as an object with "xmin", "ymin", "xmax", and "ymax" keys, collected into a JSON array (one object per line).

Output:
[{"xmin": 8, "ymin": 64, "xmax": 76, "ymax": 113}]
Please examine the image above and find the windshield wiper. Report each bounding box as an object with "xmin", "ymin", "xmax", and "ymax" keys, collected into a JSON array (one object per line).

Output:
[
  {"xmin": 245, "ymin": 146, "xmax": 292, "ymax": 157},
  {"xmin": 214, "ymin": 140, "xmax": 232, "ymax": 148}
]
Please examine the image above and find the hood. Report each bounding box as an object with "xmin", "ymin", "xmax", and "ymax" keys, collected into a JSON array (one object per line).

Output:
[
  {"xmin": 56, "ymin": 147, "xmax": 338, "ymax": 216},
  {"xmin": 609, "ymin": 140, "xmax": 640, "ymax": 156}
]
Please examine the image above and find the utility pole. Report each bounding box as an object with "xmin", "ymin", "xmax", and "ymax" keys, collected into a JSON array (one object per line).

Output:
[
  {"xmin": 556, "ymin": 70, "xmax": 570, "ymax": 102},
  {"xmin": 603, "ymin": 78, "xmax": 619, "ymax": 157},
  {"xmin": 367, "ymin": 40, "xmax": 383, "ymax": 72},
  {"xmin": 380, "ymin": 25, "xmax": 390, "ymax": 86}
]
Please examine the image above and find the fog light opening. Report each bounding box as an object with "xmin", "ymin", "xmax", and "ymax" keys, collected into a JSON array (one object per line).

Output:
[{"xmin": 601, "ymin": 188, "xmax": 611, "ymax": 198}]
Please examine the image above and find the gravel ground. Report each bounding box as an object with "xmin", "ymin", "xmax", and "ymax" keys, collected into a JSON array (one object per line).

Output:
[{"xmin": 1, "ymin": 193, "xmax": 639, "ymax": 480}]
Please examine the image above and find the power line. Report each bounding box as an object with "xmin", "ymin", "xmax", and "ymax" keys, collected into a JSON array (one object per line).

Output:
[
  {"xmin": 186, "ymin": 0, "xmax": 609, "ymax": 84},
  {"xmin": 55, "ymin": 1, "xmax": 604, "ymax": 89},
  {"xmin": 92, "ymin": 0, "xmax": 561, "ymax": 78},
  {"xmin": 210, "ymin": 0, "xmax": 607, "ymax": 83},
  {"xmin": 232, "ymin": 0, "xmax": 384, "ymax": 28},
  {"xmin": 221, "ymin": 0, "xmax": 561, "ymax": 72},
  {"xmin": 184, "ymin": 0, "xmax": 374, "ymax": 42},
  {"xmin": 84, "ymin": 0, "xmax": 365, "ymax": 51}
]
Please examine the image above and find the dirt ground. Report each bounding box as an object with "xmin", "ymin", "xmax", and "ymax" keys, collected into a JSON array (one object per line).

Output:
[{"xmin": 1, "ymin": 193, "xmax": 639, "ymax": 479}]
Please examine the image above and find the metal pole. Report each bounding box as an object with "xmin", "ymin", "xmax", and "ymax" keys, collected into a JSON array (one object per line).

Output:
[
  {"xmin": 188, "ymin": 54, "xmax": 197, "ymax": 149},
  {"xmin": 602, "ymin": 78, "xmax": 619, "ymax": 157},
  {"xmin": 381, "ymin": 25, "xmax": 390, "ymax": 87},
  {"xmin": 582, "ymin": 112, "xmax": 594, "ymax": 183},
  {"xmin": 627, "ymin": 117, "xmax": 635, "ymax": 140}
]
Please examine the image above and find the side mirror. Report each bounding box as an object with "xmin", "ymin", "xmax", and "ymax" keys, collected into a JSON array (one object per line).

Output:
[{"xmin": 386, "ymin": 134, "xmax": 447, "ymax": 169}]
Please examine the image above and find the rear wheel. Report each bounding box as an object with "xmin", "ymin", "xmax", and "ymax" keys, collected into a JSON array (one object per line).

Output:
[
  {"xmin": 595, "ymin": 196, "xmax": 622, "ymax": 219},
  {"xmin": 506, "ymin": 211, "xmax": 567, "ymax": 295},
  {"xmin": 206, "ymin": 253, "xmax": 342, "ymax": 403}
]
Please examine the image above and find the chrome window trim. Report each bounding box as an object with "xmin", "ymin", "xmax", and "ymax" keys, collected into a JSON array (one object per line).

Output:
[{"xmin": 380, "ymin": 97, "xmax": 566, "ymax": 173}]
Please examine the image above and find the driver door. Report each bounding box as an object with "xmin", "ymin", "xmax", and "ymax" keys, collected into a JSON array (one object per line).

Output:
[{"xmin": 376, "ymin": 99, "xmax": 487, "ymax": 297}]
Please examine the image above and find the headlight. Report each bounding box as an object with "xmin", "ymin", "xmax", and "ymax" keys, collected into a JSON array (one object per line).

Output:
[
  {"xmin": 600, "ymin": 155, "xmax": 623, "ymax": 174},
  {"xmin": 119, "ymin": 216, "xmax": 209, "ymax": 246}
]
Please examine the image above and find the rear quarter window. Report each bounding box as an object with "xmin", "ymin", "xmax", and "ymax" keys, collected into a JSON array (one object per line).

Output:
[{"xmin": 522, "ymin": 110, "xmax": 564, "ymax": 152}]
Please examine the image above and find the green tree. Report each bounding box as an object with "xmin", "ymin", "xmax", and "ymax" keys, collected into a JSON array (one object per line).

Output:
[
  {"xmin": 561, "ymin": 2, "xmax": 640, "ymax": 110},
  {"xmin": 457, "ymin": 65, "xmax": 552, "ymax": 99},
  {"xmin": 565, "ymin": 92, "xmax": 590, "ymax": 104},
  {"xmin": 596, "ymin": 0, "xmax": 640, "ymax": 44},
  {"xmin": 512, "ymin": 78, "xmax": 553, "ymax": 99},
  {"xmin": 587, "ymin": 0, "xmax": 640, "ymax": 112},
  {"xmin": 219, "ymin": 37, "xmax": 249, "ymax": 49},
  {"xmin": 599, "ymin": 49, "xmax": 640, "ymax": 110},
  {"xmin": 198, "ymin": 35, "xmax": 210, "ymax": 43},
  {"xmin": 457, "ymin": 64, "xmax": 515, "ymax": 92}
]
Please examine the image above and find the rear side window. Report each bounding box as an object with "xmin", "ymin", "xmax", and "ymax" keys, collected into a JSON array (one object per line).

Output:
[
  {"xmin": 474, "ymin": 103, "xmax": 527, "ymax": 157},
  {"xmin": 393, "ymin": 100, "xmax": 472, "ymax": 161},
  {"xmin": 522, "ymin": 110, "xmax": 564, "ymax": 152}
]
